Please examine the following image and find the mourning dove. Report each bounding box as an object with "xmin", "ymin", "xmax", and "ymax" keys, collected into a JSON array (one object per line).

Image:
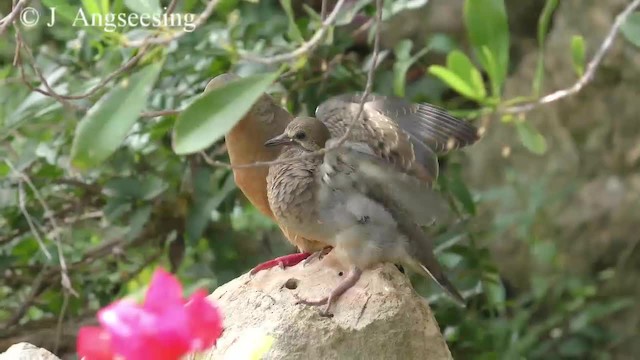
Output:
[
  {"xmin": 206, "ymin": 74, "xmax": 328, "ymax": 273},
  {"xmin": 208, "ymin": 73, "xmax": 479, "ymax": 274},
  {"xmin": 265, "ymin": 116, "xmax": 467, "ymax": 315}
]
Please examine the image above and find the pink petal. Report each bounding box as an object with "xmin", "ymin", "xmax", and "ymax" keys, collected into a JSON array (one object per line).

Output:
[
  {"xmin": 99, "ymin": 300, "xmax": 191, "ymax": 360},
  {"xmin": 77, "ymin": 326, "xmax": 113, "ymax": 360},
  {"xmin": 184, "ymin": 290, "xmax": 224, "ymax": 351},
  {"xmin": 144, "ymin": 268, "xmax": 184, "ymax": 312}
]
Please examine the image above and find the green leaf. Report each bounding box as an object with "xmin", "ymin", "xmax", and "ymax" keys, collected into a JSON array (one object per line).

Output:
[
  {"xmin": 42, "ymin": 0, "xmax": 80, "ymax": 23},
  {"xmin": 447, "ymin": 164, "xmax": 476, "ymax": 216},
  {"xmin": 428, "ymin": 66, "xmax": 481, "ymax": 101},
  {"xmin": 533, "ymin": 0, "xmax": 559, "ymax": 96},
  {"xmin": 104, "ymin": 176, "xmax": 168, "ymax": 200},
  {"xmin": 124, "ymin": 0, "xmax": 161, "ymax": 16},
  {"xmin": 516, "ymin": 120, "xmax": 547, "ymax": 155},
  {"xmin": 393, "ymin": 39, "xmax": 413, "ymax": 97},
  {"xmin": 70, "ymin": 62, "xmax": 162, "ymax": 170},
  {"xmin": 621, "ymin": 12, "xmax": 640, "ymax": 48},
  {"xmin": 334, "ymin": 0, "xmax": 371, "ymax": 26},
  {"xmin": 446, "ymin": 50, "xmax": 486, "ymax": 100},
  {"xmin": 172, "ymin": 72, "xmax": 280, "ymax": 155},
  {"xmin": 280, "ymin": 0, "xmax": 304, "ymax": 43},
  {"xmin": 478, "ymin": 46, "xmax": 501, "ymax": 97},
  {"xmin": 482, "ymin": 277, "xmax": 506, "ymax": 313},
  {"xmin": 82, "ymin": 0, "xmax": 110, "ymax": 16},
  {"xmin": 463, "ymin": 0, "xmax": 510, "ymax": 96},
  {"xmin": 571, "ymin": 35, "xmax": 586, "ymax": 77}
]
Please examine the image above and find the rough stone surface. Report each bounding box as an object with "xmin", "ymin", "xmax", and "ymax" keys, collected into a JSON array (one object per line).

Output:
[
  {"xmin": 0, "ymin": 343, "xmax": 60, "ymax": 360},
  {"xmin": 193, "ymin": 253, "xmax": 452, "ymax": 360}
]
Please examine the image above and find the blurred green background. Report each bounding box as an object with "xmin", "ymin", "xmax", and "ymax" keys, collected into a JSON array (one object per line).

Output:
[{"xmin": 1, "ymin": 0, "xmax": 640, "ymax": 358}]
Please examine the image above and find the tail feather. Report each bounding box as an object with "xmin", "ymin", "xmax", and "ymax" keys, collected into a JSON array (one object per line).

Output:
[{"xmin": 418, "ymin": 263, "xmax": 466, "ymax": 307}]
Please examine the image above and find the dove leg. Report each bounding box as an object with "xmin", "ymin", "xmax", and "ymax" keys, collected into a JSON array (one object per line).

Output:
[
  {"xmin": 302, "ymin": 246, "xmax": 334, "ymax": 266},
  {"xmin": 250, "ymin": 252, "xmax": 312, "ymax": 275},
  {"xmin": 297, "ymin": 267, "xmax": 362, "ymax": 317}
]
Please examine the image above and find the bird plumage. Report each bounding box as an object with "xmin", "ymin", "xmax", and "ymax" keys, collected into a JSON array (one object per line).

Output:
[
  {"xmin": 266, "ymin": 116, "xmax": 466, "ymax": 312},
  {"xmin": 209, "ymin": 72, "xmax": 479, "ymax": 278}
]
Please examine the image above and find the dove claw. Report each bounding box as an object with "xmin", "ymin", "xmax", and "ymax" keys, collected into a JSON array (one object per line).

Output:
[{"xmin": 250, "ymin": 252, "xmax": 312, "ymax": 275}]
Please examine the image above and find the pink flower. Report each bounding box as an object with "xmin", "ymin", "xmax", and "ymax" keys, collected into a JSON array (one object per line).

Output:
[{"xmin": 77, "ymin": 268, "xmax": 223, "ymax": 360}]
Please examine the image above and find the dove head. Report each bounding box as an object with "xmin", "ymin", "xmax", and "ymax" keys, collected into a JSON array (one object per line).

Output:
[{"xmin": 264, "ymin": 116, "xmax": 330, "ymax": 151}]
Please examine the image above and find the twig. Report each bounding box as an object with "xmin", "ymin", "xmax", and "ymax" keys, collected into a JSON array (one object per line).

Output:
[
  {"xmin": 0, "ymin": 0, "xmax": 28, "ymax": 36},
  {"xmin": 200, "ymin": 0, "xmax": 383, "ymax": 170},
  {"xmin": 502, "ymin": 0, "xmax": 640, "ymax": 114},
  {"xmin": 2, "ymin": 266, "xmax": 49, "ymax": 330},
  {"xmin": 123, "ymin": 0, "xmax": 220, "ymax": 47},
  {"xmin": 14, "ymin": 21, "xmax": 150, "ymax": 101},
  {"xmin": 240, "ymin": 0, "xmax": 347, "ymax": 65},
  {"xmin": 14, "ymin": 28, "xmax": 80, "ymax": 111},
  {"xmin": 17, "ymin": 182, "xmax": 52, "ymax": 260},
  {"xmin": 54, "ymin": 292, "xmax": 69, "ymax": 353},
  {"xmin": 328, "ymin": 0, "xmax": 382, "ymax": 150},
  {"xmin": 9, "ymin": 0, "xmax": 188, "ymax": 102},
  {"xmin": 165, "ymin": 0, "xmax": 179, "ymax": 15},
  {"xmin": 5, "ymin": 160, "xmax": 78, "ymax": 297}
]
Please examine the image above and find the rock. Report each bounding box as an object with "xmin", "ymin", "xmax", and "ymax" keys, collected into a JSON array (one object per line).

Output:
[
  {"xmin": 0, "ymin": 343, "xmax": 60, "ymax": 360},
  {"xmin": 192, "ymin": 254, "xmax": 452, "ymax": 360}
]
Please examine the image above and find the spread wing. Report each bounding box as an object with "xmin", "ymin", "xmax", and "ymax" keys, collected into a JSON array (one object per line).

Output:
[
  {"xmin": 321, "ymin": 140, "xmax": 451, "ymax": 226},
  {"xmin": 316, "ymin": 93, "xmax": 479, "ymax": 184},
  {"xmin": 320, "ymin": 141, "xmax": 464, "ymax": 305}
]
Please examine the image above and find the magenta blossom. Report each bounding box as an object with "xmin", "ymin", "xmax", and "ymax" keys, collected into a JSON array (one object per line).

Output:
[{"xmin": 77, "ymin": 268, "xmax": 223, "ymax": 360}]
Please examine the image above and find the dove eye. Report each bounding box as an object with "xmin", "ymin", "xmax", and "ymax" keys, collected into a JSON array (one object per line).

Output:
[{"xmin": 294, "ymin": 132, "xmax": 306, "ymax": 140}]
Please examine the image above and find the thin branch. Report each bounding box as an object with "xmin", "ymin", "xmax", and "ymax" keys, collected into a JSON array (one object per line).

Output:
[
  {"xmin": 329, "ymin": 0, "xmax": 382, "ymax": 150},
  {"xmin": 123, "ymin": 0, "xmax": 220, "ymax": 47},
  {"xmin": 5, "ymin": 160, "xmax": 78, "ymax": 297},
  {"xmin": 2, "ymin": 266, "xmax": 49, "ymax": 330},
  {"xmin": 17, "ymin": 182, "xmax": 52, "ymax": 260},
  {"xmin": 165, "ymin": 0, "xmax": 179, "ymax": 15},
  {"xmin": 54, "ymin": 292, "xmax": 69, "ymax": 353},
  {"xmin": 240, "ymin": 0, "xmax": 347, "ymax": 65},
  {"xmin": 502, "ymin": 0, "xmax": 640, "ymax": 114},
  {"xmin": 0, "ymin": 0, "xmax": 28, "ymax": 36},
  {"xmin": 9, "ymin": 0, "xmax": 188, "ymax": 102},
  {"xmin": 201, "ymin": 0, "xmax": 383, "ymax": 170},
  {"xmin": 14, "ymin": 22, "xmax": 150, "ymax": 101},
  {"xmin": 14, "ymin": 28, "xmax": 80, "ymax": 111}
]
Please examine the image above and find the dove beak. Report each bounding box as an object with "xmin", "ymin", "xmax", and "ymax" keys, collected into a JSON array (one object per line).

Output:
[{"xmin": 264, "ymin": 133, "xmax": 294, "ymax": 147}]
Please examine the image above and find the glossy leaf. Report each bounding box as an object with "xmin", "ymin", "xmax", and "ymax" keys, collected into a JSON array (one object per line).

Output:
[
  {"xmin": 393, "ymin": 40, "xmax": 429, "ymax": 97},
  {"xmin": 172, "ymin": 72, "xmax": 279, "ymax": 155},
  {"xmin": 516, "ymin": 120, "xmax": 547, "ymax": 155},
  {"xmin": 446, "ymin": 50, "xmax": 486, "ymax": 99},
  {"xmin": 571, "ymin": 35, "xmax": 586, "ymax": 77},
  {"xmin": 124, "ymin": 0, "xmax": 161, "ymax": 15},
  {"xmin": 280, "ymin": 0, "xmax": 304, "ymax": 43},
  {"xmin": 82, "ymin": 0, "xmax": 110, "ymax": 16},
  {"xmin": 621, "ymin": 12, "xmax": 640, "ymax": 48},
  {"xmin": 42, "ymin": 0, "xmax": 82, "ymax": 24},
  {"xmin": 463, "ymin": 0, "xmax": 510, "ymax": 96},
  {"xmin": 429, "ymin": 65, "xmax": 482, "ymax": 101},
  {"xmin": 533, "ymin": 0, "xmax": 559, "ymax": 96},
  {"xmin": 70, "ymin": 62, "xmax": 162, "ymax": 170},
  {"xmin": 448, "ymin": 164, "xmax": 476, "ymax": 216}
]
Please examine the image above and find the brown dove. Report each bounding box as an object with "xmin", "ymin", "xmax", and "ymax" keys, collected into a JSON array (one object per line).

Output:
[
  {"xmin": 207, "ymin": 73, "xmax": 479, "ymax": 274},
  {"xmin": 265, "ymin": 116, "xmax": 466, "ymax": 315},
  {"xmin": 207, "ymin": 74, "xmax": 327, "ymax": 273}
]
